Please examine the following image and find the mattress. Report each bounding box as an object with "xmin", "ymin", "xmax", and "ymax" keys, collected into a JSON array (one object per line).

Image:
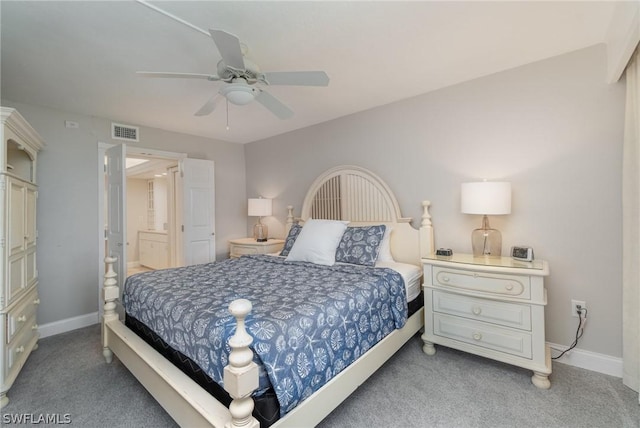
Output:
[
  {"xmin": 375, "ymin": 261, "xmax": 423, "ymax": 302},
  {"xmin": 268, "ymin": 253, "xmax": 423, "ymax": 303}
]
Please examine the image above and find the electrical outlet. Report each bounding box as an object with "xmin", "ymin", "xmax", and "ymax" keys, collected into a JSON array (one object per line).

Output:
[{"xmin": 571, "ymin": 299, "xmax": 586, "ymax": 317}]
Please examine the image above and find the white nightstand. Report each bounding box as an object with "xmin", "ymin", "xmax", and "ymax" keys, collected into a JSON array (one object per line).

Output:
[
  {"xmin": 421, "ymin": 253, "xmax": 551, "ymax": 389},
  {"xmin": 229, "ymin": 238, "xmax": 285, "ymax": 259}
]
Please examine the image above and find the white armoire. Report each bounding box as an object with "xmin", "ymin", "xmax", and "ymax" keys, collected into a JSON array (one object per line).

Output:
[{"xmin": 0, "ymin": 107, "xmax": 45, "ymax": 408}]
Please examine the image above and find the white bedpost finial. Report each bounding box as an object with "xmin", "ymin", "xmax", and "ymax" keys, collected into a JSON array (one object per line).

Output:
[
  {"xmin": 421, "ymin": 200, "xmax": 432, "ymax": 227},
  {"xmin": 420, "ymin": 200, "xmax": 435, "ymax": 258},
  {"xmin": 224, "ymin": 299, "xmax": 259, "ymax": 428},
  {"xmin": 102, "ymin": 256, "xmax": 120, "ymax": 364},
  {"xmin": 285, "ymin": 205, "xmax": 294, "ymax": 236}
]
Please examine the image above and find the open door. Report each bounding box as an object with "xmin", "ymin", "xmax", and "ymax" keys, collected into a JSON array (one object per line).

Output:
[
  {"xmin": 181, "ymin": 158, "xmax": 215, "ymax": 265},
  {"xmin": 105, "ymin": 144, "xmax": 127, "ymax": 292}
]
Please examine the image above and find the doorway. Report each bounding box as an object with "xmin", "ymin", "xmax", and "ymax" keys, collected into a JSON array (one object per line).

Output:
[
  {"xmin": 98, "ymin": 144, "xmax": 186, "ymax": 317},
  {"xmin": 125, "ymin": 154, "xmax": 180, "ymax": 276},
  {"xmin": 98, "ymin": 143, "xmax": 216, "ymax": 316}
]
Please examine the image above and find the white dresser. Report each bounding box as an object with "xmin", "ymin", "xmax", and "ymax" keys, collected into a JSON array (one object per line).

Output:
[
  {"xmin": 421, "ymin": 253, "xmax": 551, "ymax": 389},
  {"xmin": 0, "ymin": 108, "xmax": 45, "ymax": 407}
]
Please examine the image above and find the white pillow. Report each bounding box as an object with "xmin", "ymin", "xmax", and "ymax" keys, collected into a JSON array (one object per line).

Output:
[
  {"xmin": 285, "ymin": 219, "xmax": 348, "ymax": 266},
  {"xmin": 376, "ymin": 226, "xmax": 395, "ymax": 262}
]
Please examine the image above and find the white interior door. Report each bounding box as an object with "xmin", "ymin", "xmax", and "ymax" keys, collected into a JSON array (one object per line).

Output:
[
  {"xmin": 181, "ymin": 158, "xmax": 215, "ymax": 265},
  {"xmin": 106, "ymin": 144, "xmax": 127, "ymax": 293}
]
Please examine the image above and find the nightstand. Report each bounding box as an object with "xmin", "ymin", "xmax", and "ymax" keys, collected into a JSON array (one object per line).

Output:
[
  {"xmin": 229, "ymin": 238, "xmax": 285, "ymax": 259},
  {"xmin": 421, "ymin": 253, "xmax": 551, "ymax": 389}
]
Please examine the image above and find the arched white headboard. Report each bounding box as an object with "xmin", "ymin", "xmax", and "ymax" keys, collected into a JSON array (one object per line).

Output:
[{"xmin": 287, "ymin": 165, "xmax": 434, "ymax": 266}]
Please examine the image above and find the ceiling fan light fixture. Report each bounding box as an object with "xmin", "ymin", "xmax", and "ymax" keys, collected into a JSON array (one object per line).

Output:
[{"xmin": 221, "ymin": 79, "xmax": 257, "ymax": 105}]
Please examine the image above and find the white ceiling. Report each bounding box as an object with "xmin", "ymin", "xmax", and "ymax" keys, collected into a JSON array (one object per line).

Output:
[{"xmin": 1, "ymin": 1, "xmax": 617, "ymax": 144}]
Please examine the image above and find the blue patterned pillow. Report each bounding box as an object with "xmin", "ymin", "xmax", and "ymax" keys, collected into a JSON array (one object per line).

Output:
[
  {"xmin": 335, "ymin": 225, "xmax": 386, "ymax": 266},
  {"xmin": 279, "ymin": 224, "xmax": 303, "ymax": 256}
]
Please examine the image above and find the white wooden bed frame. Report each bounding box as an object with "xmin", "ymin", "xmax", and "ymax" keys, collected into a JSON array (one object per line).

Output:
[{"xmin": 102, "ymin": 165, "xmax": 434, "ymax": 427}]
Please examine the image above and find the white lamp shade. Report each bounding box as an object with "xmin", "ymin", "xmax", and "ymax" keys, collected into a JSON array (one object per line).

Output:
[
  {"xmin": 461, "ymin": 182, "xmax": 511, "ymax": 215},
  {"xmin": 248, "ymin": 198, "xmax": 272, "ymax": 217}
]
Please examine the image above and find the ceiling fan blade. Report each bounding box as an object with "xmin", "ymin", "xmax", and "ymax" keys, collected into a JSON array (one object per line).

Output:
[
  {"xmin": 263, "ymin": 71, "xmax": 329, "ymax": 86},
  {"xmin": 194, "ymin": 94, "xmax": 220, "ymax": 116},
  {"xmin": 254, "ymin": 90, "xmax": 294, "ymax": 120},
  {"xmin": 137, "ymin": 71, "xmax": 220, "ymax": 81},
  {"xmin": 209, "ymin": 29, "xmax": 245, "ymax": 71}
]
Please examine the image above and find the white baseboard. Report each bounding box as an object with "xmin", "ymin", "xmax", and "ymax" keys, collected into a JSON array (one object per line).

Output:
[
  {"xmin": 38, "ymin": 312, "xmax": 99, "ymax": 339},
  {"xmin": 548, "ymin": 342, "xmax": 623, "ymax": 378}
]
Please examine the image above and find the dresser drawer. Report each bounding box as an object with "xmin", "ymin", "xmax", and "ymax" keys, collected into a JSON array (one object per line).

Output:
[
  {"xmin": 5, "ymin": 320, "xmax": 38, "ymax": 377},
  {"xmin": 432, "ymin": 266, "xmax": 530, "ymax": 300},
  {"xmin": 6, "ymin": 288, "xmax": 39, "ymax": 343},
  {"xmin": 433, "ymin": 313, "xmax": 532, "ymax": 359},
  {"xmin": 432, "ymin": 290, "xmax": 531, "ymax": 331}
]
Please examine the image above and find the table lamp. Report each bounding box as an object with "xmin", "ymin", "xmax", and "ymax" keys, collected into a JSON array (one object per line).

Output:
[
  {"xmin": 248, "ymin": 198, "xmax": 272, "ymax": 242},
  {"xmin": 461, "ymin": 181, "xmax": 511, "ymax": 257}
]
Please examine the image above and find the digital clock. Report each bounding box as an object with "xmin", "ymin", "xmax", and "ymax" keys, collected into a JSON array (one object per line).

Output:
[{"xmin": 511, "ymin": 246, "xmax": 534, "ymax": 262}]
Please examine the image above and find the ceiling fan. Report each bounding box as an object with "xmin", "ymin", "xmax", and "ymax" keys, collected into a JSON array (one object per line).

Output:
[{"xmin": 137, "ymin": 28, "xmax": 329, "ymax": 120}]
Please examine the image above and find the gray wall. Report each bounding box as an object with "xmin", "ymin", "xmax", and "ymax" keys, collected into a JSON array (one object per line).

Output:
[
  {"xmin": 245, "ymin": 45, "xmax": 625, "ymax": 357},
  {"xmin": 1, "ymin": 100, "xmax": 247, "ymax": 325}
]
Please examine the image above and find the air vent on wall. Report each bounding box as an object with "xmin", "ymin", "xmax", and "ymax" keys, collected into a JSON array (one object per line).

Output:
[{"xmin": 111, "ymin": 123, "xmax": 139, "ymax": 142}]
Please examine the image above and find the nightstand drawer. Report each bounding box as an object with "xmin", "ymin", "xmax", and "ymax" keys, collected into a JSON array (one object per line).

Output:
[
  {"xmin": 432, "ymin": 290, "xmax": 531, "ymax": 331},
  {"xmin": 229, "ymin": 239, "xmax": 285, "ymax": 259},
  {"xmin": 433, "ymin": 313, "xmax": 532, "ymax": 359},
  {"xmin": 231, "ymin": 245, "xmax": 261, "ymax": 257},
  {"xmin": 432, "ymin": 266, "xmax": 530, "ymax": 299}
]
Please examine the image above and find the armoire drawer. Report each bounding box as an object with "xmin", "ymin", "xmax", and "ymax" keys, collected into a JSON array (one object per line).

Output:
[
  {"xmin": 5, "ymin": 321, "xmax": 38, "ymax": 377},
  {"xmin": 432, "ymin": 290, "xmax": 532, "ymax": 331},
  {"xmin": 432, "ymin": 266, "xmax": 531, "ymax": 300},
  {"xmin": 433, "ymin": 313, "xmax": 532, "ymax": 359},
  {"xmin": 6, "ymin": 288, "xmax": 39, "ymax": 344}
]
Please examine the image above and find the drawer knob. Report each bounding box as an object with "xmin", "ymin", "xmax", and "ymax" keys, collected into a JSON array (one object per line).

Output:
[
  {"xmin": 506, "ymin": 283, "xmax": 514, "ymax": 291},
  {"xmin": 472, "ymin": 307, "xmax": 482, "ymax": 315},
  {"xmin": 33, "ymin": 298, "xmax": 40, "ymax": 305},
  {"xmin": 16, "ymin": 346, "xmax": 25, "ymax": 354},
  {"xmin": 17, "ymin": 315, "xmax": 27, "ymax": 323},
  {"xmin": 442, "ymin": 276, "xmax": 450, "ymax": 283},
  {"xmin": 472, "ymin": 332, "xmax": 483, "ymax": 341}
]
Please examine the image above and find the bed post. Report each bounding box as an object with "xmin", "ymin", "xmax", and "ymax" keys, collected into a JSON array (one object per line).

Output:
[
  {"xmin": 420, "ymin": 200, "xmax": 435, "ymax": 258},
  {"xmin": 285, "ymin": 204, "xmax": 294, "ymax": 235},
  {"xmin": 102, "ymin": 256, "xmax": 119, "ymax": 364},
  {"xmin": 224, "ymin": 299, "xmax": 260, "ymax": 428}
]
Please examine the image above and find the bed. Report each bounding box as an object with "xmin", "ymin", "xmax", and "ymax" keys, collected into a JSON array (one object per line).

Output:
[{"xmin": 102, "ymin": 165, "xmax": 435, "ymax": 427}]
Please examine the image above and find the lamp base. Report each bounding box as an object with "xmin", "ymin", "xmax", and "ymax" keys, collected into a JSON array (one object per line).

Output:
[
  {"xmin": 253, "ymin": 222, "xmax": 268, "ymax": 242},
  {"xmin": 471, "ymin": 215, "xmax": 502, "ymax": 257}
]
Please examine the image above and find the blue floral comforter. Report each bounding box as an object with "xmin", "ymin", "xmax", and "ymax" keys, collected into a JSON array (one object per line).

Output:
[{"xmin": 123, "ymin": 255, "xmax": 407, "ymax": 416}]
